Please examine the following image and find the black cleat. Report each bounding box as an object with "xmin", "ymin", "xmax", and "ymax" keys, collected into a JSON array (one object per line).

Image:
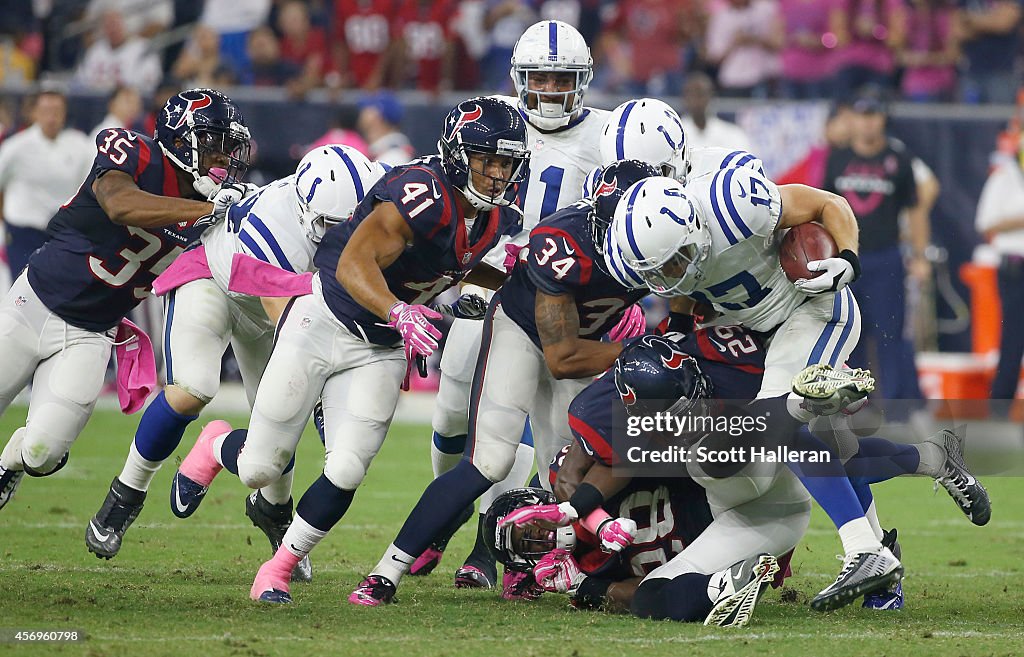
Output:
[
  {"xmin": 811, "ymin": 547, "xmax": 903, "ymax": 612},
  {"xmin": 0, "ymin": 466, "xmax": 24, "ymax": 511},
  {"xmin": 86, "ymin": 478, "xmax": 146, "ymax": 559},
  {"xmin": 245, "ymin": 491, "xmax": 313, "ymax": 583},
  {"xmin": 348, "ymin": 575, "xmax": 397, "ymax": 606},
  {"xmin": 932, "ymin": 429, "xmax": 991, "ymax": 526}
]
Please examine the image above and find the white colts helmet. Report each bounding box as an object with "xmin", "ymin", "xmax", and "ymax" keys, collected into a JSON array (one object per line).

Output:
[
  {"xmin": 609, "ymin": 177, "xmax": 711, "ymax": 296},
  {"xmin": 293, "ymin": 145, "xmax": 384, "ymax": 243},
  {"xmin": 510, "ymin": 20, "xmax": 593, "ymax": 131},
  {"xmin": 600, "ymin": 99, "xmax": 690, "ymax": 184}
]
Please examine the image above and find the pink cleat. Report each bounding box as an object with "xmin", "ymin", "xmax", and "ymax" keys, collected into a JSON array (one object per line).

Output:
[
  {"xmin": 501, "ymin": 569, "xmax": 544, "ymax": 601},
  {"xmin": 348, "ymin": 575, "xmax": 397, "ymax": 606},
  {"xmin": 169, "ymin": 420, "xmax": 232, "ymax": 519},
  {"xmin": 409, "ymin": 546, "xmax": 444, "ymax": 576},
  {"xmin": 251, "ymin": 557, "xmax": 293, "ymax": 604}
]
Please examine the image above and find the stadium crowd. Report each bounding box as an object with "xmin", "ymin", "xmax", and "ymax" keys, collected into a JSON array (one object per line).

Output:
[{"xmin": 0, "ymin": 0, "xmax": 1021, "ymax": 103}]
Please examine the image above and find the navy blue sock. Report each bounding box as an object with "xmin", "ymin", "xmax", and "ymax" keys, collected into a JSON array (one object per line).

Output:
[
  {"xmin": 788, "ymin": 426, "xmax": 864, "ymax": 529},
  {"xmin": 851, "ymin": 479, "xmax": 874, "ymax": 513},
  {"xmin": 394, "ymin": 459, "xmax": 492, "ymax": 557},
  {"xmin": 432, "ymin": 431, "xmax": 467, "ymax": 455},
  {"xmin": 632, "ymin": 574, "xmax": 714, "ymax": 621},
  {"xmin": 519, "ymin": 420, "xmax": 534, "ymax": 448},
  {"xmin": 133, "ymin": 391, "xmax": 199, "ymax": 461},
  {"xmin": 295, "ymin": 474, "xmax": 355, "ymax": 532},
  {"xmin": 220, "ymin": 429, "xmax": 294, "ymax": 477},
  {"xmin": 845, "ymin": 437, "xmax": 921, "ymax": 485}
]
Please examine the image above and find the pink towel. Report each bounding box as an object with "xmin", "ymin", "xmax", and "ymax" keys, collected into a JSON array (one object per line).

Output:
[
  {"xmin": 228, "ymin": 253, "xmax": 313, "ymax": 297},
  {"xmin": 115, "ymin": 319, "xmax": 157, "ymax": 414},
  {"xmin": 152, "ymin": 246, "xmax": 212, "ymax": 296}
]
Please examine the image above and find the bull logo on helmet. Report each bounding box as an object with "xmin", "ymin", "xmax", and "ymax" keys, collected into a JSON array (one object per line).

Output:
[
  {"xmin": 165, "ymin": 92, "xmax": 213, "ymax": 131},
  {"xmin": 450, "ymin": 104, "xmax": 483, "ymax": 136},
  {"xmin": 619, "ymin": 383, "xmax": 637, "ymax": 406},
  {"xmin": 595, "ymin": 177, "xmax": 618, "ymax": 198}
]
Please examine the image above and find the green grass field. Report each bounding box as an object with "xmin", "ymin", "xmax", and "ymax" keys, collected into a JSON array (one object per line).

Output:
[{"xmin": 2, "ymin": 407, "xmax": 1023, "ymax": 657}]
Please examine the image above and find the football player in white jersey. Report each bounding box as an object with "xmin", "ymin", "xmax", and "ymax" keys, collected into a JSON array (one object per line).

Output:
[
  {"xmin": 608, "ymin": 175, "xmax": 990, "ymax": 610},
  {"xmin": 84, "ymin": 145, "xmax": 384, "ymax": 575},
  {"xmin": 418, "ymin": 19, "xmax": 620, "ymax": 591}
]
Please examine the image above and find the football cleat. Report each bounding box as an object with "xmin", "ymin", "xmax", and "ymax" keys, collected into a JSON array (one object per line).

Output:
[
  {"xmin": 409, "ymin": 546, "xmax": 444, "ymax": 576},
  {"xmin": 0, "ymin": 466, "xmax": 24, "ymax": 511},
  {"xmin": 811, "ymin": 546, "xmax": 903, "ymax": 612},
  {"xmin": 931, "ymin": 429, "xmax": 991, "ymax": 526},
  {"xmin": 704, "ymin": 554, "xmax": 780, "ymax": 627},
  {"xmin": 348, "ymin": 575, "xmax": 397, "ymax": 606},
  {"xmin": 501, "ymin": 568, "xmax": 544, "ymax": 601},
  {"xmin": 170, "ymin": 420, "xmax": 231, "ymax": 518},
  {"xmin": 245, "ymin": 491, "xmax": 313, "ymax": 583},
  {"xmin": 792, "ymin": 364, "xmax": 875, "ymax": 417},
  {"xmin": 86, "ymin": 478, "xmax": 146, "ymax": 559},
  {"xmin": 454, "ymin": 564, "xmax": 495, "ymax": 589},
  {"xmin": 251, "ymin": 558, "xmax": 292, "ymax": 604},
  {"xmin": 863, "ymin": 528, "xmax": 904, "ymax": 610}
]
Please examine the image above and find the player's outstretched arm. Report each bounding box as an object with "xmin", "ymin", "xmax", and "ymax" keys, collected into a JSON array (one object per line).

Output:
[
  {"xmin": 336, "ymin": 201, "xmax": 413, "ymax": 320},
  {"xmin": 536, "ymin": 291, "xmax": 623, "ymax": 379},
  {"xmin": 93, "ymin": 170, "xmax": 214, "ymax": 228},
  {"xmin": 777, "ymin": 184, "xmax": 859, "ymax": 254}
]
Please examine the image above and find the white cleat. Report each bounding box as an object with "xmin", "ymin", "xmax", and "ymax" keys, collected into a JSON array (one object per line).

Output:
[
  {"xmin": 704, "ymin": 554, "xmax": 780, "ymax": 628},
  {"xmin": 793, "ymin": 364, "xmax": 875, "ymax": 417},
  {"xmin": 811, "ymin": 546, "xmax": 903, "ymax": 612},
  {"xmin": 0, "ymin": 466, "xmax": 24, "ymax": 510}
]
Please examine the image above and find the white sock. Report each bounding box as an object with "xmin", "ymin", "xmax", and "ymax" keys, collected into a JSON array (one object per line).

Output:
[
  {"xmin": 0, "ymin": 427, "xmax": 26, "ymax": 471},
  {"xmin": 371, "ymin": 543, "xmax": 416, "ymax": 585},
  {"xmin": 430, "ymin": 442, "xmax": 463, "ymax": 479},
  {"xmin": 118, "ymin": 442, "xmax": 162, "ymax": 492},
  {"xmin": 212, "ymin": 433, "xmax": 228, "ymax": 468},
  {"xmin": 480, "ymin": 443, "xmax": 535, "ymax": 511},
  {"xmin": 865, "ymin": 501, "xmax": 884, "ymax": 540},
  {"xmin": 915, "ymin": 441, "xmax": 945, "ymax": 477},
  {"xmin": 281, "ymin": 514, "xmax": 327, "ymax": 558},
  {"xmin": 260, "ymin": 469, "xmax": 293, "ymax": 506},
  {"xmin": 838, "ymin": 517, "xmax": 883, "ymax": 555}
]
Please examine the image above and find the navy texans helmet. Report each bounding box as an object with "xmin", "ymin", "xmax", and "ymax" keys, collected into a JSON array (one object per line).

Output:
[
  {"xmin": 438, "ymin": 96, "xmax": 530, "ymax": 211},
  {"xmin": 483, "ymin": 488, "xmax": 577, "ymax": 572},
  {"xmin": 589, "ymin": 159, "xmax": 660, "ymax": 257},
  {"xmin": 156, "ymin": 88, "xmax": 251, "ymax": 183},
  {"xmin": 614, "ymin": 334, "xmax": 712, "ymax": 418}
]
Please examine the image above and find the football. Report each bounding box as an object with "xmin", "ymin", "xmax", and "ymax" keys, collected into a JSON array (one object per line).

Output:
[{"xmin": 779, "ymin": 222, "xmax": 838, "ymax": 282}]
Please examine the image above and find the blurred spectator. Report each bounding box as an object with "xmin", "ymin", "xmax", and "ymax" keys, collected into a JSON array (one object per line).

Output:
[
  {"xmin": 143, "ymin": 78, "xmax": 183, "ymax": 137},
  {"xmin": 776, "ymin": 0, "xmax": 841, "ymax": 99},
  {"xmin": 246, "ymin": 26, "xmax": 305, "ymax": 91},
  {"xmin": 74, "ymin": 9, "xmax": 163, "ymax": 94},
  {"xmin": 777, "ymin": 100, "xmax": 854, "ymax": 185},
  {"xmin": 975, "ymin": 135, "xmax": 1024, "ymax": 407},
  {"xmin": 599, "ymin": 0, "xmax": 701, "ymax": 96},
  {"xmin": 833, "ymin": 0, "xmax": 907, "ymax": 98},
  {"xmin": 307, "ymin": 105, "xmax": 370, "ymax": 155},
  {"xmin": 278, "ymin": 0, "xmax": 331, "ymax": 88},
  {"xmin": 0, "ymin": 90, "xmax": 93, "ymax": 279},
  {"xmin": 358, "ymin": 92, "xmax": 414, "ymax": 165},
  {"xmin": 171, "ymin": 25, "xmax": 222, "ymax": 88},
  {"xmin": 450, "ymin": 0, "xmax": 488, "ymax": 89},
  {"xmin": 705, "ymin": 0, "xmax": 782, "ymax": 98},
  {"xmin": 679, "ymin": 72, "xmax": 753, "ymax": 151},
  {"xmin": 824, "ymin": 93, "xmax": 925, "ymax": 404},
  {"xmin": 482, "ymin": 0, "xmax": 537, "ymax": 91},
  {"xmin": 89, "ymin": 85, "xmax": 143, "ymax": 141},
  {"xmin": 957, "ymin": 0, "xmax": 1022, "ymax": 104},
  {"xmin": 899, "ymin": 0, "xmax": 960, "ymax": 102},
  {"xmin": 84, "ymin": 0, "xmax": 173, "ymax": 39},
  {"xmin": 199, "ymin": 0, "xmax": 272, "ymax": 81},
  {"xmin": 333, "ymin": 0, "xmax": 395, "ymax": 90},
  {"xmin": 393, "ymin": 0, "xmax": 456, "ymax": 92},
  {"xmin": 0, "ymin": 38, "xmax": 37, "ymax": 88},
  {"xmin": 539, "ymin": 0, "xmax": 582, "ymax": 26}
]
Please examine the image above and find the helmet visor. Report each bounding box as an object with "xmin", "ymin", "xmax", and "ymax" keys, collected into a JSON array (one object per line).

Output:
[
  {"xmin": 636, "ymin": 245, "xmax": 701, "ymax": 296},
  {"xmin": 196, "ymin": 126, "xmax": 251, "ymax": 180},
  {"xmin": 464, "ymin": 143, "xmax": 529, "ymax": 208}
]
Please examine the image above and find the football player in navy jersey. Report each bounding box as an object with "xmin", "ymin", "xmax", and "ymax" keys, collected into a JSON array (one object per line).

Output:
[
  {"xmin": 0, "ymin": 89, "xmax": 250, "ymax": 526},
  {"xmin": 348, "ymin": 159, "xmax": 659, "ymax": 606},
  {"xmin": 169, "ymin": 96, "xmax": 529, "ymax": 604}
]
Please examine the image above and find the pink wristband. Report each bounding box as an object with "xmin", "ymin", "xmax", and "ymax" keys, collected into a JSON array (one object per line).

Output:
[{"xmin": 581, "ymin": 507, "xmax": 612, "ymax": 535}]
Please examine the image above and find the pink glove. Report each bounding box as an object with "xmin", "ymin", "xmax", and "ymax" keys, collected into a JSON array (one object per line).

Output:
[
  {"xmin": 388, "ymin": 301, "xmax": 443, "ymax": 391},
  {"xmin": 606, "ymin": 303, "xmax": 646, "ymax": 342},
  {"xmin": 499, "ymin": 501, "xmax": 578, "ymax": 528},
  {"xmin": 503, "ymin": 243, "xmax": 525, "ymax": 274},
  {"xmin": 581, "ymin": 508, "xmax": 637, "ymax": 553},
  {"xmin": 533, "ymin": 548, "xmax": 586, "ymax": 594}
]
